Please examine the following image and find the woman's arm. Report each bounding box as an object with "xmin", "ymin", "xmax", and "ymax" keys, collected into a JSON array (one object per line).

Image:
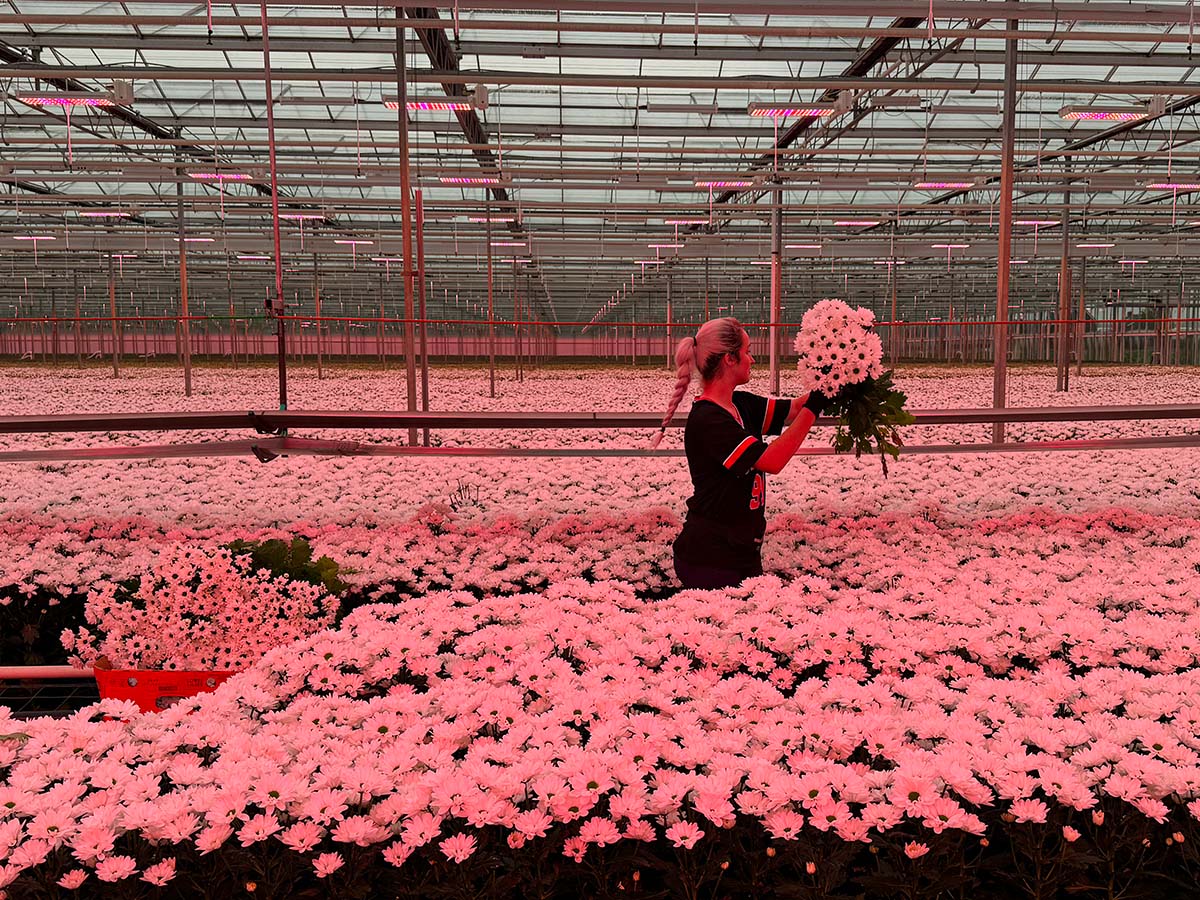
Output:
[
  {"xmin": 755, "ymin": 407, "xmax": 817, "ymax": 474},
  {"xmin": 756, "ymin": 391, "xmax": 826, "ymax": 475}
]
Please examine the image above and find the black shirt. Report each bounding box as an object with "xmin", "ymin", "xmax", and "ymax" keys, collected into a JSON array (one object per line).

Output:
[{"xmin": 674, "ymin": 392, "xmax": 793, "ymax": 570}]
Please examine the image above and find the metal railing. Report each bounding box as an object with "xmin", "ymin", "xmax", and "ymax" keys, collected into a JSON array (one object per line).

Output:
[{"xmin": 0, "ymin": 404, "xmax": 1197, "ymax": 462}]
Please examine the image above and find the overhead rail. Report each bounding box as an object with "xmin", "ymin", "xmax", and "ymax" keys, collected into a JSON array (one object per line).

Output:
[
  {"xmin": 1, "ymin": 403, "xmax": 1199, "ymax": 435},
  {"xmin": 0, "ymin": 404, "xmax": 1197, "ymax": 463}
]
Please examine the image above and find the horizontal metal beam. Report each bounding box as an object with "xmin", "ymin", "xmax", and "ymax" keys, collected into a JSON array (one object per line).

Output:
[
  {"xmin": 7, "ymin": 32, "xmax": 1195, "ymax": 69},
  {"xmin": 2, "ymin": 66, "xmax": 1198, "ymax": 95},
  {"xmin": 0, "ymin": 665, "xmax": 86, "ymax": 680},
  {"xmin": 2, "ymin": 431, "xmax": 1199, "ymax": 464},
  {"xmin": 1, "ymin": 403, "xmax": 1198, "ymax": 435}
]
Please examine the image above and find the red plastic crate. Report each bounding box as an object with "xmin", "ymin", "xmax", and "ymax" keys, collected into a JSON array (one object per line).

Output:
[{"xmin": 94, "ymin": 668, "xmax": 237, "ymax": 713}]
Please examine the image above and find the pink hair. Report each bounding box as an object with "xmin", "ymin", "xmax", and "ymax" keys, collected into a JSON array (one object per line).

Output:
[{"xmin": 650, "ymin": 317, "xmax": 743, "ymax": 449}]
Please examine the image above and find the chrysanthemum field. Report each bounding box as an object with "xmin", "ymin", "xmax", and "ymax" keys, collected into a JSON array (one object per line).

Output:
[{"xmin": 2, "ymin": 363, "xmax": 1200, "ymax": 899}]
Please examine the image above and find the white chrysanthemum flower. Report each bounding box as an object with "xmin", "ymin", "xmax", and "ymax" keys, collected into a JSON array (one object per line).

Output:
[{"xmin": 793, "ymin": 299, "xmax": 883, "ymax": 395}]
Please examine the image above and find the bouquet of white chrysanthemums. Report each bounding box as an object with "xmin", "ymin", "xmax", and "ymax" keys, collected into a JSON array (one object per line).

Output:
[{"xmin": 794, "ymin": 298, "xmax": 914, "ymax": 476}]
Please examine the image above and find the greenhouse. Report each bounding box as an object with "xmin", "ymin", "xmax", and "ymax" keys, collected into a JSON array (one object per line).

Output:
[{"xmin": 2, "ymin": 3, "xmax": 1200, "ymax": 898}]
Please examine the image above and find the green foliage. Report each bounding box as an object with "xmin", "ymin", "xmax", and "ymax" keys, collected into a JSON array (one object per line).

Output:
[
  {"xmin": 223, "ymin": 537, "xmax": 347, "ymax": 596},
  {"xmin": 825, "ymin": 369, "xmax": 917, "ymax": 477}
]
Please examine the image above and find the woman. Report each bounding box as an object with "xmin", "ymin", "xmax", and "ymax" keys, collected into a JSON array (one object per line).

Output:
[{"xmin": 655, "ymin": 317, "xmax": 826, "ymax": 590}]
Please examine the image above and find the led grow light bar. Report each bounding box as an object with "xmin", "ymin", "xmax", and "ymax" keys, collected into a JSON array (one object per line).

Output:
[
  {"xmin": 747, "ymin": 103, "xmax": 836, "ymax": 118},
  {"xmin": 188, "ymin": 172, "xmax": 252, "ymax": 182},
  {"xmin": 78, "ymin": 210, "xmax": 130, "ymax": 218},
  {"xmin": 834, "ymin": 220, "xmax": 879, "ymax": 226},
  {"xmin": 914, "ymin": 181, "xmax": 975, "ymax": 189},
  {"xmin": 1014, "ymin": 219, "xmax": 1058, "ymax": 226},
  {"xmin": 1059, "ymin": 104, "xmax": 1148, "ymax": 122},
  {"xmin": 1145, "ymin": 182, "xmax": 1200, "ymax": 190},
  {"xmin": 695, "ymin": 180, "xmax": 753, "ymax": 188},
  {"xmin": 1077, "ymin": 242, "xmax": 1115, "ymax": 248},
  {"xmin": 440, "ymin": 176, "xmax": 503, "ymax": 185},
  {"xmin": 279, "ymin": 213, "xmax": 327, "ymax": 220}
]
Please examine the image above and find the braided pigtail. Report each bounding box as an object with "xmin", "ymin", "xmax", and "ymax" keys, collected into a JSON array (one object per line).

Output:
[{"xmin": 650, "ymin": 336, "xmax": 696, "ymax": 450}]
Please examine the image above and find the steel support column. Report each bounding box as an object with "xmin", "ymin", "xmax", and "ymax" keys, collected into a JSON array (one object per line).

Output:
[
  {"xmin": 992, "ymin": 4, "xmax": 1018, "ymax": 443},
  {"xmin": 175, "ymin": 141, "xmax": 193, "ymax": 397},
  {"xmin": 396, "ymin": 11, "xmax": 418, "ymax": 444},
  {"xmin": 769, "ymin": 182, "xmax": 782, "ymax": 396},
  {"xmin": 260, "ymin": 3, "xmax": 287, "ymax": 412}
]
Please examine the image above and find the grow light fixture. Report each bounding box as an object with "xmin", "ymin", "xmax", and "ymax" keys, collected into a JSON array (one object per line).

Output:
[
  {"xmin": 174, "ymin": 237, "xmax": 214, "ymax": 243},
  {"xmin": 834, "ymin": 219, "xmax": 879, "ymax": 226},
  {"xmin": 334, "ymin": 239, "xmax": 373, "ymax": 245},
  {"xmin": 279, "ymin": 212, "xmax": 327, "ymax": 220},
  {"xmin": 188, "ymin": 171, "xmax": 252, "ymax": 182},
  {"xmin": 1010, "ymin": 259, "xmax": 1029, "ymax": 264},
  {"xmin": 237, "ymin": 255, "xmax": 271, "ymax": 260},
  {"xmin": 440, "ymin": 175, "xmax": 503, "ymax": 185},
  {"xmin": 490, "ymin": 241, "xmax": 526, "ymax": 247},
  {"xmin": 1077, "ymin": 242, "xmax": 1115, "ymax": 248},
  {"xmin": 387, "ymin": 85, "xmax": 487, "ymax": 112},
  {"xmin": 747, "ymin": 103, "xmax": 836, "ymax": 118},
  {"xmin": 1059, "ymin": 104, "xmax": 1148, "ymax": 122},
  {"xmin": 14, "ymin": 81, "xmax": 132, "ymax": 108},
  {"xmin": 1119, "ymin": 259, "xmax": 1148, "ymax": 264},
  {"xmin": 664, "ymin": 217, "xmax": 709, "ymax": 225},
  {"xmin": 931, "ymin": 243, "xmax": 970, "ymax": 249},
  {"xmin": 1014, "ymin": 219, "xmax": 1058, "ymax": 226},
  {"xmin": 750, "ymin": 260, "xmax": 773, "ymax": 265},
  {"xmin": 1145, "ymin": 182, "xmax": 1200, "ymax": 191},
  {"xmin": 13, "ymin": 235, "xmax": 55, "ymax": 241},
  {"xmin": 648, "ymin": 243, "xmax": 683, "ymax": 249},
  {"xmin": 914, "ymin": 181, "xmax": 975, "ymax": 189},
  {"xmin": 78, "ymin": 210, "xmax": 130, "ymax": 218},
  {"xmin": 695, "ymin": 179, "xmax": 754, "ymax": 188},
  {"xmin": 874, "ymin": 259, "xmax": 907, "ymax": 265},
  {"xmin": 786, "ymin": 243, "xmax": 823, "ymax": 250},
  {"xmin": 467, "ymin": 216, "xmax": 515, "ymax": 223}
]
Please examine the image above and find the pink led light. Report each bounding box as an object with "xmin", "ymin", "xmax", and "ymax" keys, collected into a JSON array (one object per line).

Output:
[
  {"xmin": 440, "ymin": 176, "xmax": 502, "ymax": 185},
  {"xmin": 834, "ymin": 220, "xmax": 879, "ymax": 226},
  {"xmin": 389, "ymin": 99, "xmax": 475, "ymax": 111},
  {"xmin": 370, "ymin": 257, "xmax": 403, "ymax": 262},
  {"xmin": 236, "ymin": 255, "xmax": 271, "ymax": 260},
  {"xmin": 17, "ymin": 95, "xmax": 113, "ymax": 107},
  {"xmin": 915, "ymin": 181, "xmax": 975, "ymax": 189},
  {"xmin": 490, "ymin": 241, "xmax": 526, "ymax": 247},
  {"xmin": 334, "ymin": 239, "xmax": 374, "ymax": 245},
  {"xmin": 634, "ymin": 259, "xmax": 663, "ymax": 265},
  {"xmin": 747, "ymin": 106, "xmax": 835, "ymax": 118},
  {"xmin": 109, "ymin": 253, "xmax": 137, "ymax": 258},
  {"xmin": 931, "ymin": 243, "xmax": 970, "ymax": 249},
  {"xmin": 1010, "ymin": 259, "xmax": 1029, "ymax": 264},
  {"xmin": 279, "ymin": 213, "xmax": 326, "ymax": 220},
  {"xmin": 174, "ymin": 237, "xmax": 215, "ymax": 243},
  {"xmin": 12, "ymin": 235, "xmax": 55, "ymax": 241},
  {"xmin": 874, "ymin": 259, "xmax": 907, "ymax": 265},
  {"xmin": 648, "ymin": 243, "xmax": 683, "ymax": 248},
  {"xmin": 695, "ymin": 180, "xmax": 753, "ymax": 188},
  {"xmin": 467, "ymin": 216, "xmax": 515, "ymax": 223},
  {"xmin": 1119, "ymin": 259, "xmax": 1148, "ymax": 264},
  {"xmin": 1059, "ymin": 105, "xmax": 1147, "ymax": 122},
  {"xmin": 664, "ymin": 218, "xmax": 709, "ymax": 225},
  {"xmin": 1077, "ymin": 242, "xmax": 1115, "ymax": 248},
  {"xmin": 749, "ymin": 261, "xmax": 773, "ymax": 266},
  {"xmin": 78, "ymin": 210, "xmax": 130, "ymax": 218},
  {"xmin": 1014, "ymin": 219, "xmax": 1058, "ymax": 226},
  {"xmin": 1146, "ymin": 182, "xmax": 1200, "ymax": 190},
  {"xmin": 785, "ymin": 243, "xmax": 823, "ymax": 249},
  {"xmin": 188, "ymin": 172, "xmax": 252, "ymax": 181}
]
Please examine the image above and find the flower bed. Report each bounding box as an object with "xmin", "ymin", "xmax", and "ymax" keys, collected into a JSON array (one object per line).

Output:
[{"xmin": 3, "ymin": 577, "xmax": 1200, "ymax": 897}]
